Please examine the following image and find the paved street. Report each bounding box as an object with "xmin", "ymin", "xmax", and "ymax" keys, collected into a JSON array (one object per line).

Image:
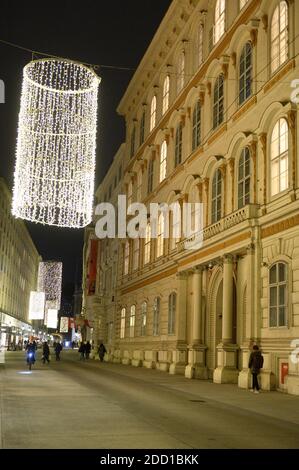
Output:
[{"xmin": 0, "ymin": 350, "xmax": 299, "ymax": 449}]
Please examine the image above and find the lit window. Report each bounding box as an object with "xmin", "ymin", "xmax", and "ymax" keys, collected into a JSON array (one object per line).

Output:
[
  {"xmin": 168, "ymin": 292, "xmax": 176, "ymax": 335},
  {"xmin": 271, "ymin": 1, "xmax": 288, "ymax": 74},
  {"xmin": 198, "ymin": 24, "xmax": 204, "ymax": 68},
  {"xmin": 269, "ymin": 263, "xmax": 288, "ymax": 327},
  {"xmin": 139, "ymin": 111, "xmax": 145, "ymax": 146},
  {"xmin": 271, "ymin": 118, "xmax": 289, "ymax": 196},
  {"xmin": 174, "ymin": 122, "xmax": 183, "ymax": 167},
  {"xmin": 124, "ymin": 241, "xmax": 130, "ymax": 276},
  {"xmin": 130, "ymin": 126, "xmax": 136, "ymax": 158},
  {"xmin": 153, "ymin": 297, "xmax": 160, "ymax": 336},
  {"xmin": 159, "ymin": 141, "xmax": 167, "ymax": 183},
  {"xmin": 150, "ymin": 96, "xmax": 157, "ymax": 131},
  {"xmin": 211, "ymin": 169, "xmax": 222, "ymax": 223},
  {"xmin": 214, "ymin": 0, "xmax": 225, "ymax": 44},
  {"xmin": 239, "ymin": 42, "xmax": 252, "ymax": 105},
  {"xmin": 141, "ymin": 301, "xmax": 147, "ymax": 336},
  {"xmin": 177, "ymin": 52, "xmax": 185, "ymax": 94},
  {"xmin": 157, "ymin": 213, "xmax": 165, "ymax": 258},
  {"xmin": 129, "ymin": 305, "xmax": 136, "ymax": 337},
  {"xmin": 192, "ymin": 101, "xmax": 201, "ymax": 150},
  {"xmin": 144, "ymin": 222, "xmax": 151, "ymax": 265},
  {"xmin": 238, "ymin": 147, "xmax": 251, "ymax": 208},
  {"xmin": 147, "ymin": 159, "xmax": 154, "ymax": 195},
  {"xmin": 162, "ymin": 76, "xmax": 170, "ymax": 115},
  {"xmin": 213, "ymin": 74, "xmax": 224, "ymax": 129},
  {"xmin": 133, "ymin": 238, "xmax": 139, "ymax": 271},
  {"xmin": 120, "ymin": 308, "xmax": 126, "ymax": 339}
]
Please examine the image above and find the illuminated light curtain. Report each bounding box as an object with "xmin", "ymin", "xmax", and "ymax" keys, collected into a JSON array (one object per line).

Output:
[
  {"xmin": 29, "ymin": 291, "xmax": 45, "ymax": 320},
  {"xmin": 12, "ymin": 59, "xmax": 100, "ymax": 228},
  {"xmin": 38, "ymin": 261, "xmax": 62, "ymax": 310},
  {"xmin": 47, "ymin": 309, "xmax": 58, "ymax": 329}
]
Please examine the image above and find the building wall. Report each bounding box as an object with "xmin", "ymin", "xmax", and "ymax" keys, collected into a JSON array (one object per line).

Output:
[
  {"xmin": 85, "ymin": 0, "xmax": 299, "ymax": 394},
  {"xmin": 0, "ymin": 178, "xmax": 40, "ymax": 346}
]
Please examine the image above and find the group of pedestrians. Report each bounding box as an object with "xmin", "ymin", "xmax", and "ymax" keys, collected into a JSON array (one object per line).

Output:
[
  {"xmin": 78, "ymin": 341, "xmax": 107, "ymax": 362},
  {"xmin": 41, "ymin": 341, "xmax": 63, "ymax": 364}
]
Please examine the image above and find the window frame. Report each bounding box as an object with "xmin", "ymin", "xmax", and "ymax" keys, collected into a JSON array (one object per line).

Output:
[
  {"xmin": 174, "ymin": 122, "xmax": 183, "ymax": 167},
  {"xmin": 168, "ymin": 292, "xmax": 176, "ymax": 335},
  {"xmin": 238, "ymin": 147, "xmax": 251, "ymax": 209},
  {"xmin": 129, "ymin": 305, "xmax": 136, "ymax": 338},
  {"xmin": 239, "ymin": 42, "xmax": 253, "ymax": 106},
  {"xmin": 177, "ymin": 51, "xmax": 185, "ymax": 94},
  {"xmin": 192, "ymin": 101, "xmax": 201, "ymax": 151},
  {"xmin": 120, "ymin": 307, "xmax": 126, "ymax": 339},
  {"xmin": 150, "ymin": 96, "xmax": 157, "ymax": 132},
  {"xmin": 211, "ymin": 169, "xmax": 222, "ymax": 224},
  {"xmin": 213, "ymin": 74, "xmax": 224, "ymax": 129},
  {"xmin": 214, "ymin": 0, "xmax": 226, "ymax": 45},
  {"xmin": 269, "ymin": 262, "xmax": 288, "ymax": 328},
  {"xmin": 144, "ymin": 222, "xmax": 151, "ymax": 265},
  {"xmin": 159, "ymin": 141, "xmax": 167, "ymax": 183},
  {"xmin": 270, "ymin": 1, "xmax": 289, "ymax": 75},
  {"xmin": 153, "ymin": 297, "xmax": 160, "ymax": 336},
  {"xmin": 270, "ymin": 117, "xmax": 289, "ymax": 197},
  {"xmin": 162, "ymin": 76, "xmax": 170, "ymax": 115},
  {"xmin": 140, "ymin": 301, "xmax": 147, "ymax": 336}
]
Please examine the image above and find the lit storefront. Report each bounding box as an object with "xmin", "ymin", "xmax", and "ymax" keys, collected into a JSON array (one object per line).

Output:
[{"xmin": 0, "ymin": 312, "xmax": 33, "ymax": 350}]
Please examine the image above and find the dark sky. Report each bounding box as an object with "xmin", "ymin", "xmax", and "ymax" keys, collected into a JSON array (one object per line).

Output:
[{"xmin": 0, "ymin": 0, "xmax": 172, "ymax": 299}]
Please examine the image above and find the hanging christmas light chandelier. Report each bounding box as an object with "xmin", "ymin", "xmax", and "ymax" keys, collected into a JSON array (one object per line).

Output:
[{"xmin": 12, "ymin": 58, "xmax": 100, "ymax": 228}]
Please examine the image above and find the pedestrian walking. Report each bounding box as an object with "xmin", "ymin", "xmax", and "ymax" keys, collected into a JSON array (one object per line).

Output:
[
  {"xmin": 85, "ymin": 341, "xmax": 91, "ymax": 360},
  {"xmin": 78, "ymin": 342, "xmax": 86, "ymax": 360},
  {"xmin": 55, "ymin": 342, "xmax": 63, "ymax": 361},
  {"xmin": 98, "ymin": 343, "xmax": 106, "ymax": 362},
  {"xmin": 42, "ymin": 341, "xmax": 50, "ymax": 364},
  {"xmin": 248, "ymin": 345, "xmax": 264, "ymax": 393}
]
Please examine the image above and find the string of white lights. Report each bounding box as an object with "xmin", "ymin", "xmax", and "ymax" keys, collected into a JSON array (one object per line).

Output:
[
  {"xmin": 12, "ymin": 59, "xmax": 100, "ymax": 228},
  {"xmin": 38, "ymin": 261, "xmax": 63, "ymax": 310}
]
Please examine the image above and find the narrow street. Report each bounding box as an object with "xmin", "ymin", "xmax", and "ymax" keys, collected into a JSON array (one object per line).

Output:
[{"xmin": 0, "ymin": 350, "xmax": 299, "ymax": 449}]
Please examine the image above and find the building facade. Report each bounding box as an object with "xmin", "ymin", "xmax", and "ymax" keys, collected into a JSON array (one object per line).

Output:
[
  {"xmin": 82, "ymin": 145, "xmax": 124, "ymax": 352},
  {"xmin": 0, "ymin": 178, "xmax": 40, "ymax": 348},
  {"xmin": 85, "ymin": 0, "xmax": 299, "ymax": 395}
]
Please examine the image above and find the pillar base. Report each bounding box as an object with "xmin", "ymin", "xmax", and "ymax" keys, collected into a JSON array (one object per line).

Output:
[
  {"xmin": 143, "ymin": 351, "xmax": 157, "ymax": 369},
  {"xmin": 156, "ymin": 362, "xmax": 170, "ymax": 372},
  {"xmin": 169, "ymin": 348, "xmax": 187, "ymax": 375},
  {"xmin": 121, "ymin": 358, "xmax": 131, "ymax": 365},
  {"xmin": 213, "ymin": 366, "xmax": 239, "ymax": 384},
  {"xmin": 213, "ymin": 343, "xmax": 239, "ymax": 384},
  {"xmin": 286, "ymin": 375, "xmax": 299, "ymax": 396},
  {"xmin": 260, "ymin": 370, "xmax": 276, "ymax": 391},
  {"xmin": 238, "ymin": 368, "xmax": 252, "ymax": 389},
  {"xmin": 185, "ymin": 364, "xmax": 208, "ymax": 380},
  {"xmin": 169, "ymin": 363, "xmax": 186, "ymax": 375}
]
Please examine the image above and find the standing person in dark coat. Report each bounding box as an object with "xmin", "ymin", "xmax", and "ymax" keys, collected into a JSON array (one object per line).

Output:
[
  {"xmin": 55, "ymin": 342, "xmax": 63, "ymax": 361},
  {"xmin": 78, "ymin": 342, "xmax": 86, "ymax": 360},
  {"xmin": 85, "ymin": 341, "xmax": 91, "ymax": 360},
  {"xmin": 42, "ymin": 341, "xmax": 50, "ymax": 364},
  {"xmin": 248, "ymin": 345, "xmax": 264, "ymax": 393},
  {"xmin": 98, "ymin": 343, "xmax": 106, "ymax": 362}
]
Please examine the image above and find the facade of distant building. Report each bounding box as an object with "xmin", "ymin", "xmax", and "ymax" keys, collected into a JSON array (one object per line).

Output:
[
  {"xmin": 82, "ymin": 145, "xmax": 124, "ymax": 351},
  {"xmin": 0, "ymin": 178, "xmax": 40, "ymax": 348},
  {"xmin": 83, "ymin": 0, "xmax": 299, "ymax": 395}
]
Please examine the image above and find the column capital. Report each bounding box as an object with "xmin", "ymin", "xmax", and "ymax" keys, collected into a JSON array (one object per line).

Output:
[
  {"xmin": 222, "ymin": 254, "xmax": 234, "ymax": 264},
  {"xmin": 192, "ymin": 265, "xmax": 204, "ymax": 274},
  {"xmin": 176, "ymin": 271, "xmax": 188, "ymax": 281}
]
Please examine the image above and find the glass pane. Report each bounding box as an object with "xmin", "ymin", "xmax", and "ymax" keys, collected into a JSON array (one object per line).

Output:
[
  {"xmin": 279, "ymin": 285, "xmax": 286, "ymax": 306},
  {"xmin": 270, "ymin": 307, "xmax": 277, "ymax": 327},
  {"xmin": 279, "ymin": 307, "xmax": 286, "ymax": 327},
  {"xmin": 279, "ymin": 263, "xmax": 286, "ymax": 282},
  {"xmin": 270, "ymin": 265, "xmax": 277, "ymax": 284},
  {"xmin": 270, "ymin": 286, "xmax": 277, "ymax": 307}
]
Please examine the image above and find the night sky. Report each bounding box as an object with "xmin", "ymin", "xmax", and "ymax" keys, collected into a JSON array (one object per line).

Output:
[{"xmin": 0, "ymin": 0, "xmax": 172, "ymax": 301}]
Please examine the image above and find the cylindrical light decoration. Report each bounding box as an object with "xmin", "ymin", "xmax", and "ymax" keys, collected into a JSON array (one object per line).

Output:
[
  {"xmin": 38, "ymin": 261, "xmax": 62, "ymax": 310},
  {"xmin": 12, "ymin": 59, "xmax": 100, "ymax": 228}
]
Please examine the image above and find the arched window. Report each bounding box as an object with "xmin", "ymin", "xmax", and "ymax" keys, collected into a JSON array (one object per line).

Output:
[
  {"xmin": 153, "ymin": 297, "xmax": 160, "ymax": 336},
  {"xmin": 271, "ymin": 118, "xmax": 289, "ymax": 196},
  {"xmin": 175, "ymin": 122, "xmax": 183, "ymax": 167},
  {"xmin": 133, "ymin": 238, "xmax": 139, "ymax": 271},
  {"xmin": 147, "ymin": 159, "xmax": 154, "ymax": 194},
  {"xmin": 124, "ymin": 240, "xmax": 130, "ymax": 275},
  {"xmin": 214, "ymin": 0, "xmax": 225, "ymax": 44},
  {"xmin": 269, "ymin": 262, "xmax": 288, "ymax": 327},
  {"xmin": 141, "ymin": 301, "xmax": 147, "ymax": 336},
  {"xmin": 177, "ymin": 51, "xmax": 185, "ymax": 94},
  {"xmin": 213, "ymin": 74, "xmax": 224, "ymax": 129},
  {"xmin": 168, "ymin": 292, "xmax": 176, "ymax": 335},
  {"xmin": 192, "ymin": 101, "xmax": 201, "ymax": 150},
  {"xmin": 162, "ymin": 76, "xmax": 170, "ymax": 115},
  {"xmin": 150, "ymin": 96, "xmax": 157, "ymax": 131},
  {"xmin": 159, "ymin": 141, "xmax": 167, "ymax": 183},
  {"xmin": 239, "ymin": 42, "xmax": 252, "ymax": 105},
  {"xmin": 238, "ymin": 147, "xmax": 251, "ymax": 208},
  {"xmin": 130, "ymin": 126, "xmax": 136, "ymax": 158},
  {"xmin": 139, "ymin": 111, "xmax": 145, "ymax": 146},
  {"xmin": 170, "ymin": 202, "xmax": 181, "ymax": 251},
  {"xmin": 120, "ymin": 308, "xmax": 126, "ymax": 339},
  {"xmin": 271, "ymin": 1, "xmax": 288, "ymax": 74},
  {"xmin": 212, "ymin": 169, "xmax": 222, "ymax": 224},
  {"xmin": 144, "ymin": 222, "xmax": 151, "ymax": 265},
  {"xmin": 190, "ymin": 185, "xmax": 201, "ymax": 233},
  {"xmin": 157, "ymin": 213, "xmax": 165, "ymax": 258},
  {"xmin": 198, "ymin": 24, "xmax": 204, "ymax": 67},
  {"xmin": 129, "ymin": 305, "xmax": 136, "ymax": 337}
]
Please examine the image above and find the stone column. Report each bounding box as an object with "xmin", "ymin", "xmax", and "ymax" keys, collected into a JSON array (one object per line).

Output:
[
  {"xmin": 185, "ymin": 267, "xmax": 208, "ymax": 380},
  {"xmin": 169, "ymin": 272, "xmax": 188, "ymax": 375},
  {"xmin": 213, "ymin": 255, "xmax": 239, "ymax": 384}
]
